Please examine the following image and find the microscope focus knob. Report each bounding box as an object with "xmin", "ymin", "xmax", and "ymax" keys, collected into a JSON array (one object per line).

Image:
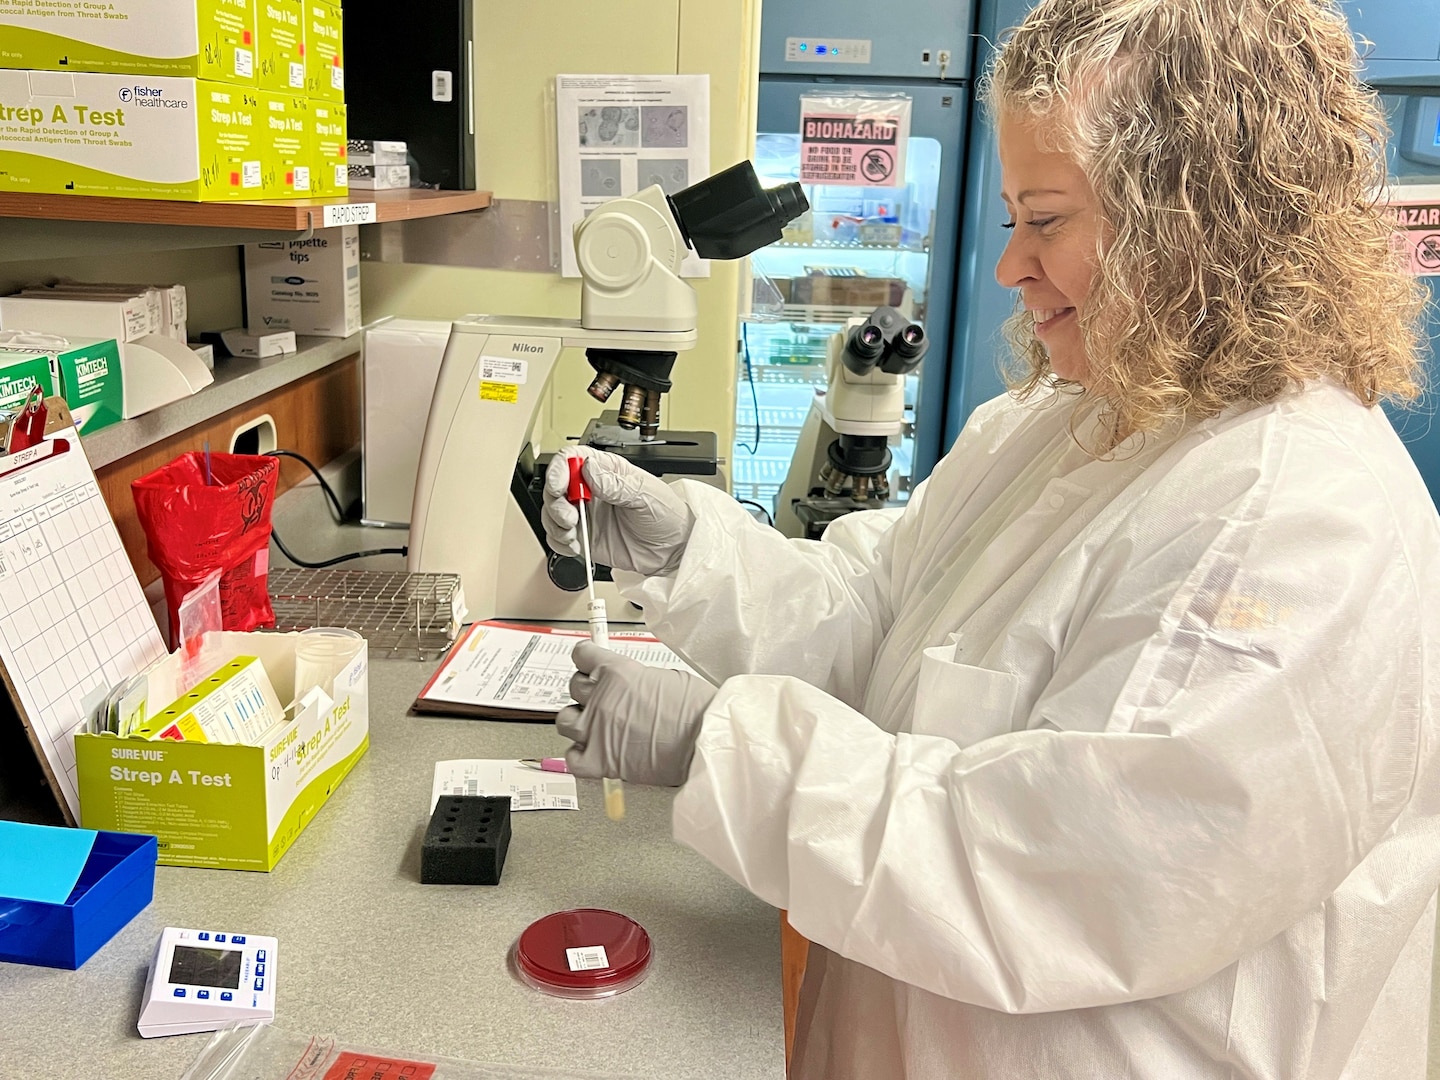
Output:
[{"xmin": 577, "ymin": 213, "xmax": 650, "ymax": 289}]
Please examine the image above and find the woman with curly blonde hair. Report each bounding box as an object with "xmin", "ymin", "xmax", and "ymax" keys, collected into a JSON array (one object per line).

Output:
[{"xmin": 541, "ymin": 1, "xmax": 1440, "ymax": 1076}]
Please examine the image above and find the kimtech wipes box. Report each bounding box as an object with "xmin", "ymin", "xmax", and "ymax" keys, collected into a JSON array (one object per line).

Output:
[
  {"xmin": 0, "ymin": 0, "xmax": 257, "ymax": 84},
  {"xmin": 0, "ymin": 344, "xmax": 57, "ymax": 411},
  {"xmin": 75, "ymin": 631, "xmax": 370, "ymax": 871},
  {"xmin": 0, "ymin": 333, "xmax": 122, "ymax": 433},
  {"xmin": 245, "ymin": 225, "xmax": 360, "ymax": 337},
  {"xmin": 0, "ymin": 71, "xmax": 264, "ymax": 201}
]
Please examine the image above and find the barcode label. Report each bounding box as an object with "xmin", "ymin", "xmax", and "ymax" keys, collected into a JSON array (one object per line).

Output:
[
  {"xmin": 554, "ymin": 796, "xmax": 577, "ymax": 810},
  {"xmin": 465, "ymin": 778, "xmax": 478, "ymax": 796},
  {"xmin": 566, "ymin": 946, "xmax": 609, "ymax": 972},
  {"xmin": 512, "ymin": 790, "xmax": 536, "ymax": 810}
]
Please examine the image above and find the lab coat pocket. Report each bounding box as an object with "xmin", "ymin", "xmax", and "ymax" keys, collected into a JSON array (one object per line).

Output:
[{"xmin": 911, "ymin": 644, "xmax": 1022, "ymax": 749}]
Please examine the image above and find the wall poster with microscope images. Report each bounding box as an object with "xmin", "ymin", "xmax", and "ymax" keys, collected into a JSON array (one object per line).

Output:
[{"xmin": 555, "ymin": 74, "xmax": 711, "ymax": 279}]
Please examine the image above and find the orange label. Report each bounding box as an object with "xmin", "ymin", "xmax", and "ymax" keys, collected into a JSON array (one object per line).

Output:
[{"xmin": 322, "ymin": 1053, "xmax": 437, "ymax": 1080}]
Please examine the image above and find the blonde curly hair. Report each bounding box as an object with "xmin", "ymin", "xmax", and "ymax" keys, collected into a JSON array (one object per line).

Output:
[{"xmin": 982, "ymin": 0, "xmax": 1427, "ymax": 447}]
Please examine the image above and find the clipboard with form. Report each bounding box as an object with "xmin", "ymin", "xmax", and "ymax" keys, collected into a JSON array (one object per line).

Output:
[
  {"xmin": 0, "ymin": 399, "xmax": 168, "ymax": 823},
  {"xmin": 412, "ymin": 620, "xmax": 695, "ymax": 721}
]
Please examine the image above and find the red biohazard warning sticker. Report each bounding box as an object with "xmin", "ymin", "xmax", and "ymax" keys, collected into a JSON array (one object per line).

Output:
[{"xmin": 1386, "ymin": 199, "xmax": 1440, "ymax": 277}]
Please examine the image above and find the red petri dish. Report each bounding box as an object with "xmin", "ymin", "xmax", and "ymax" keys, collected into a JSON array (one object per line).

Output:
[{"xmin": 514, "ymin": 908, "xmax": 653, "ymax": 1000}]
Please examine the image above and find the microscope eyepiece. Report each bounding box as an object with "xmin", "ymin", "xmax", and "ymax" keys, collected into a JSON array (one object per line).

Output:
[
  {"xmin": 668, "ymin": 161, "xmax": 810, "ymax": 261},
  {"xmin": 891, "ymin": 322, "xmax": 927, "ymax": 361},
  {"xmin": 851, "ymin": 323, "xmax": 886, "ymax": 359}
]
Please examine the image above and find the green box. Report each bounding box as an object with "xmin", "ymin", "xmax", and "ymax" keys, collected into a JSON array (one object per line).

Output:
[
  {"xmin": 75, "ymin": 632, "xmax": 370, "ymax": 871},
  {"xmin": 303, "ymin": 0, "xmax": 344, "ymax": 102},
  {"xmin": 0, "ymin": 337, "xmax": 121, "ymax": 433},
  {"xmin": 0, "ymin": 72, "xmax": 266, "ymax": 201},
  {"xmin": 0, "ymin": 0, "xmax": 257, "ymax": 84},
  {"xmin": 258, "ymin": 90, "xmax": 311, "ymax": 197},
  {"xmin": 0, "ymin": 348, "xmax": 57, "ymax": 412},
  {"xmin": 52, "ymin": 337, "xmax": 122, "ymax": 434},
  {"xmin": 257, "ymin": 0, "xmax": 305, "ymax": 92},
  {"xmin": 310, "ymin": 98, "xmax": 347, "ymax": 199}
]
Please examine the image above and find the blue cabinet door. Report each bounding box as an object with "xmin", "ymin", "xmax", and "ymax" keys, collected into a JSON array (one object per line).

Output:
[{"xmin": 759, "ymin": 0, "xmax": 974, "ymax": 79}]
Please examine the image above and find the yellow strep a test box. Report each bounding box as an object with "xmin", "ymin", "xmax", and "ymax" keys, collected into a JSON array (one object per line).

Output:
[
  {"xmin": 257, "ymin": 89, "xmax": 309, "ymax": 197},
  {"xmin": 256, "ymin": 0, "xmax": 305, "ymax": 92},
  {"xmin": 0, "ymin": 71, "xmax": 264, "ymax": 201},
  {"xmin": 309, "ymin": 98, "xmax": 347, "ymax": 199},
  {"xmin": 0, "ymin": 0, "xmax": 257, "ymax": 85},
  {"xmin": 132, "ymin": 656, "xmax": 285, "ymax": 744},
  {"xmin": 303, "ymin": 0, "xmax": 343, "ymax": 102},
  {"xmin": 76, "ymin": 631, "xmax": 370, "ymax": 871}
]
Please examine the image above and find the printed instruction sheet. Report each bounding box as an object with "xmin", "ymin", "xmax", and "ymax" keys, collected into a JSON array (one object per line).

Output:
[
  {"xmin": 556, "ymin": 74, "xmax": 711, "ymax": 278},
  {"xmin": 430, "ymin": 760, "xmax": 579, "ymax": 813},
  {"xmin": 420, "ymin": 621, "xmax": 695, "ymax": 715}
]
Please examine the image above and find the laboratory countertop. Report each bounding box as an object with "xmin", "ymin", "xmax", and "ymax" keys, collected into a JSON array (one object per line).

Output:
[{"xmin": 0, "ymin": 655, "xmax": 786, "ymax": 1079}]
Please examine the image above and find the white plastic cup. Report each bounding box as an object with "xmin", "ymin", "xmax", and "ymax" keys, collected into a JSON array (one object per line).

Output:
[{"xmin": 293, "ymin": 627, "xmax": 365, "ymax": 704}]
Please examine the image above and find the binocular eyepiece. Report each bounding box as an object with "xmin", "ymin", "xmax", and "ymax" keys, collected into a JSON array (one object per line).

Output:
[{"xmin": 841, "ymin": 307, "xmax": 929, "ymax": 376}]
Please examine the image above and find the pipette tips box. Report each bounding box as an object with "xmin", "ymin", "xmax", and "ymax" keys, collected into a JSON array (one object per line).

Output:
[
  {"xmin": 421, "ymin": 795, "xmax": 511, "ymax": 886},
  {"xmin": 0, "ymin": 831, "xmax": 157, "ymax": 970}
]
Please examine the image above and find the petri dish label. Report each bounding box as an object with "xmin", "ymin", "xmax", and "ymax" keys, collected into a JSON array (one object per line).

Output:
[{"xmin": 566, "ymin": 945, "xmax": 610, "ymax": 972}]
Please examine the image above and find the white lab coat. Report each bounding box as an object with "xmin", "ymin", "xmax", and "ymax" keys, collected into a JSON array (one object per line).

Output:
[{"xmin": 617, "ymin": 380, "xmax": 1440, "ymax": 1080}]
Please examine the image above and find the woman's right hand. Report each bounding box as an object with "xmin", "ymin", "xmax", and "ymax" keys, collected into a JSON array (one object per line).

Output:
[{"xmin": 541, "ymin": 446, "xmax": 695, "ymax": 576}]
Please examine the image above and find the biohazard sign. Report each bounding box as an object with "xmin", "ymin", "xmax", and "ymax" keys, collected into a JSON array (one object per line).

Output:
[
  {"xmin": 1386, "ymin": 195, "xmax": 1440, "ymax": 278},
  {"xmin": 799, "ymin": 95, "xmax": 912, "ymax": 188}
]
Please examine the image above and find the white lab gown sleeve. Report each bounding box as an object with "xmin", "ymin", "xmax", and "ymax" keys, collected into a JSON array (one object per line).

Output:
[
  {"xmin": 615, "ymin": 485, "xmax": 914, "ymax": 708},
  {"xmin": 671, "ymin": 438, "xmax": 1429, "ymax": 1013}
]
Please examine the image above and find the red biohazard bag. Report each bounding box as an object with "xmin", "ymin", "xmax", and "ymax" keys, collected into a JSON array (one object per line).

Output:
[{"xmin": 131, "ymin": 452, "xmax": 279, "ymax": 647}]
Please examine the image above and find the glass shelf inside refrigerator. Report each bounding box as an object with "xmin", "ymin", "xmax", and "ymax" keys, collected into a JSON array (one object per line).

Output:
[{"xmin": 737, "ymin": 131, "xmax": 939, "ymax": 518}]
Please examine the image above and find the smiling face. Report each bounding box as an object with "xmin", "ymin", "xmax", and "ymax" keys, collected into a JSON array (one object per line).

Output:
[{"xmin": 995, "ymin": 114, "xmax": 1103, "ymax": 387}]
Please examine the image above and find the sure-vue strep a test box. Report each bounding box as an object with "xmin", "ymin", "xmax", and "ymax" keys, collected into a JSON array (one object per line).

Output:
[
  {"xmin": 0, "ymin": 71, "xmax": 263, "ymax": 200},
  {"xmin": 0, "ymin": 0, "xmax": 257, "ymax": 84}
]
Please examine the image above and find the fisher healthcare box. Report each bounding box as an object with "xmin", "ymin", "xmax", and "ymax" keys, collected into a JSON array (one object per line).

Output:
[
  {"xmin": 0, "ymin": 0, "xmax": 258, "ymax": 84},
  {"xmin": 0, "ymin": 71, "xmax": 264, "ymax": 201},
  {"xmin": 74, "ymin": 632, "xmax": 370, "ymax": 871}
]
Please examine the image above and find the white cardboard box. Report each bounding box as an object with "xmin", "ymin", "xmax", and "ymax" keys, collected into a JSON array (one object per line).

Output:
[
  {"xmin": 362, "ymin": 318, "xmax": 451, "ymax": 526},
  {"xmin": 0, "ymin": 294, "xmax": 213, "ymax": 416},
  {"xmin": 244, "ymin": 225, "xmax": 361, "ymax": 337}
]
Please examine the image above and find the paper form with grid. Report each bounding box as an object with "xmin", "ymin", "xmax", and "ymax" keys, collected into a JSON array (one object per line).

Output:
[{"xmin": 0, "ymin": 432, "xmax": 167, "ymax": 820}]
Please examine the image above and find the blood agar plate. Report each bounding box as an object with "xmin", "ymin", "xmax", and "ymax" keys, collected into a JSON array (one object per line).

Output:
[{"xmin": 514, "ymin": 908, "xmax": 652, "ymax": 999}]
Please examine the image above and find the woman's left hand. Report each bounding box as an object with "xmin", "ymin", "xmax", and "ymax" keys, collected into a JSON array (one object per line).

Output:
[{"xmin": 557, "ymin": 642, "xmax": 716, "ymax": 786}]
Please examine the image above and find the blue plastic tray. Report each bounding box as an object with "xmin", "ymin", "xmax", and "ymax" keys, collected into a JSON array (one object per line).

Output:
[{"xmin": 0, "ymin": 830, "xmax": 157, "ymax": 969}]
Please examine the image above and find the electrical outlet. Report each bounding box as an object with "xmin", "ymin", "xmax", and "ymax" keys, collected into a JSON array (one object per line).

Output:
[{"xmin": 230, "ymin": 414, "xmax": 277, "ymax": 455}]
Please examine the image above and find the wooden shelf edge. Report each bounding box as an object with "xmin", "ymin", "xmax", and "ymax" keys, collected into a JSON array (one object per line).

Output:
[
  {"xmin": 0, "ymin": 188, "xmax": 491, "ymax": 231},
  {"xmin": 80, "ymin": 333, "xmax": 363, "ymax": 470}
]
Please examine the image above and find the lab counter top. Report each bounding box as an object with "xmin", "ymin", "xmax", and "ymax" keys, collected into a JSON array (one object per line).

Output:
[{"xmin": 0, "ymin": 655, "xmax": 786, "ymax": 1079}]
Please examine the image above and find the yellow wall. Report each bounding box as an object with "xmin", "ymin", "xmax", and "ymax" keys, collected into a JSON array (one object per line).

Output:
[
  {"xmin": 0, "ymin": 247, "xmax": 242, "ymax": 333},
  {"xmin": 360, "ymin": 0, "xmax": 761, "ymax": 466}
]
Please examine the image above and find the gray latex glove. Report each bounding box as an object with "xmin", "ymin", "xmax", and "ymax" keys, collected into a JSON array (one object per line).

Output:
[
  {"xmin": 556, "ymin": 642, "xmax": 717, "ymax": 786},
  {"xmin": 542, "ymin": 446, "xmax": 694, "ymax": 576}
]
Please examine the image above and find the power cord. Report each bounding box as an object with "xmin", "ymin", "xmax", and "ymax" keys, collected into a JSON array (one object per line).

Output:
[
  {"xmin": 737, "ymin": 498, "xmax": 773, "ymax": 526},
  {"xmin": 738, "ymin": 322, "xmax": 762, "ymax": 455},
  {"xmin": 263, "ymin": 449, "xmax": 408, "ymax": 568}
]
